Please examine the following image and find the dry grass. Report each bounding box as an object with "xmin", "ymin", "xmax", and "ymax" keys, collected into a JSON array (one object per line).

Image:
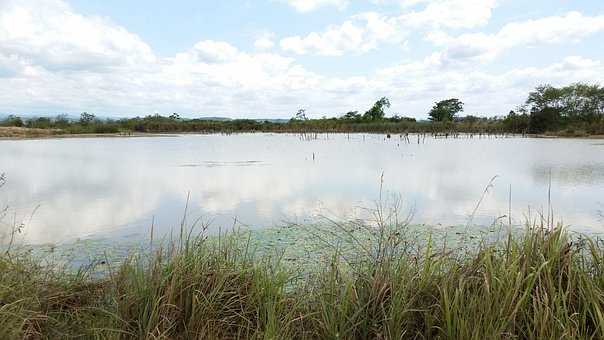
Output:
[{"xmin": 0, "ymin": 127, "xmax": 63, "ymax": 139}]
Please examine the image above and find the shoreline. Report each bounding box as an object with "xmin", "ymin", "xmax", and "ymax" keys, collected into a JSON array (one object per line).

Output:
[
  {"xmin": 2, "ymin": 128, "xmax": 604, "ymax": 141},
  {"xmin": 0, "ymin": 127, "xmax": 181, "ymax": 141}
]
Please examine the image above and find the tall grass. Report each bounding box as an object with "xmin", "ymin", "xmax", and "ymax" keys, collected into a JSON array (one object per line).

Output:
[{"xmin": 2, "ymin": 210, "xmax": 604, "ymax": 338}]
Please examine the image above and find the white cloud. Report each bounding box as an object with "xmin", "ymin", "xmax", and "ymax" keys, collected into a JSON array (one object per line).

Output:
[
  {"xmin": 0, "ymin": 0, "xmax": 603, "ymax": 120},
  {"xmin": 371, "ymin": 55, "xmax": 604, "ymax": 116},
  {"xmin": 0, "ymin": 0, "xmax": 155, "ymax": 72},
  {"xmin": 280, "ymin": 12, "xmax": 403, "ymax": 56},
  {"xmin": 254, "ymin": 37, "xmax": 275, "ymax": 50},
  {"xmin": 0, "ymin": 0, "xmax": 331, "ymax": 116},
  {"xmin": 400, "ymin": 0, "xmax": 499, "ymax": 29},
  {"xmin": 284, "ymin": 0, "xmax": 349, "ymax": 12},
  {"xmin": 428, "ymin": 11, "xmax": 604, "ymax": 65},
  {"xmin": 0, "ymin": 53, "xmax": 27, "ymax": 77},
  {"xmin": 184, "ymin": 40, "xmax": 240, "ymax": 63},
  {"xmin": 167, "ymin": 41, "xmax": 311, "ymax": 90},
  {"xmin": 280, "ymin": 0, "xmax": 498, "ymax": 56},
  {"xmin": 254, "ymin": 32, "xmax": 276, "ymax": 50}
]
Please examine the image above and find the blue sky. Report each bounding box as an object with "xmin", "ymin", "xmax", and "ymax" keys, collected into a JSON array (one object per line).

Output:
[{"xmin": 0, "ymin": 0, "xmax": 603, "ymax": 119}]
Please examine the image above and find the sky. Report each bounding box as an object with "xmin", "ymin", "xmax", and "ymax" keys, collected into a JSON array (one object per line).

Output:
[{"xmin": 0, "ymin": 0, "xmax": 603, "ymax": 119}]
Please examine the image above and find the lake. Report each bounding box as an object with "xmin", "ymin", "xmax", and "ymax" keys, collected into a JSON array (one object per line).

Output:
[{"xmin": 1, "ymin": 133, "xmax": 604, "ymax": 245}]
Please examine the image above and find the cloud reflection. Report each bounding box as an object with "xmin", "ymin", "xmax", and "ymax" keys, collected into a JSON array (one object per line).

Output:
[{"xmin": 0, "ymin": 134, "xmax": 603, "ymax": 245}]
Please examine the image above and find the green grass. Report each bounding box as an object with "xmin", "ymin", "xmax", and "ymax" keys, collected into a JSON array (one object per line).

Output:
[{"xmin": 2, "ymin": 214, "xmax": 604, "ymax": 339}]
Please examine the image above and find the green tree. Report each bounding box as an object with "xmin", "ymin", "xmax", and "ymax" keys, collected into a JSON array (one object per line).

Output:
[
  {"xmin": 526, "ymin": 85, "xmax": 564, "ymax": 113},
  {"xmin": 291, "ymin": 109, "xmax": 308, "ymax": 121},
  {"xmin": 27, "ymin": 117, "xmax": 52, "ymax": 129},
  {"xmin": 503, "ymin": 110, "xmax": 530, "ymax": 133},
  {"xmin": 80, "ymin": 112, "xmax": 96, "ymax": 125},
  {"xmin": 363, "ymin": 97, "xmax": 390, "ymax": 121},
  {"xmin": 428, "ymin": 98, "xmax": 464, "ymax": 122},
  {"xmin": 341, "ymin": 111, "xmax": 361, "ymax": 120},
  {"xmin": 525, "ymin": 83, "xmax": 604, "ymax": 127},
  {"xmin": 558, "ymin": 83, "xmax": 604, "ymax": 122},
  {"xmin": 528, "ymin": 107, "xmax": 561, "ymax": 133},
  {"xmin": 390, "ymin": 115, "xmax": 416, "ymax": 122},
  {"xmin": 524, "ymin": 84, "xmax": 563, "ymax": 134},
  {"xmin": 54, "ymin": 114, "xmax": 70, "ymax": 128},
  {"xmin": 2, "ymin": 115, "xmax": 23, "ymax": 127}
]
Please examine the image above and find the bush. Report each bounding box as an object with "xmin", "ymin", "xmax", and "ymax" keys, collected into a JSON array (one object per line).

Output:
[{"xmin": 93, "ymin": 124, "xmax": 119, "ymax": 134}]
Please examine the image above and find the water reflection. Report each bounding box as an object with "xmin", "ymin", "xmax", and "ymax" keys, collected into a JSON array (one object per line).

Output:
[
  {"xmin": 533, "ymin": 164, "xmax": 604, "ymax": 186},
  {"xmin": 0, "ymin": 134, "xmax": 603, "ymax": 244}
]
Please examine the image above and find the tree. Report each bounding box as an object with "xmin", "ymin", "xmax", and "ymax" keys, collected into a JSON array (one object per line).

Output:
[
  {"xmin": 54, "ymin": 114, "xmax": 70, "ymax": 128},
  {"xmin": 3, "ymin": 115, "xmax": 23, "ymax": 127},
  {"xmin": 390, "ymin": 115, "xmax": 416, "ymax": 122},
  {"xmin": 169, "ymin": 113, "xmax": 181, "ymax": 120},
  {"xmin": 80, "ymin": 112, "xmax": 96, "ymax": 125},
  {"xmin": 503, "ymin": 110, "xmax": 530, "ymax": 133},
  {"xmin": 27, "ymin": 117, "xmax": 52, "ymax": 129},
  {"xmin": 428, "ymin": 99, "xmax": 464, "ymax": 122},
  {"xmin": 522, "ymin": 83, "xmax": 604, "ymax": 131},
  {"xmin": 558, "ymin": 83, "xmax": 604, "ymax": 122},
  {"xmin": 291, "ymin": 109, "xmax": 308, "ymax": 121},
  {"xmin": 341, "ymin": 111, "xmax": 361, "ymax": 120},
  {"xmin": 526, "ymin": 85, "xmax": 563, "ymax": 113},
  {"xmin": 363, "ymin": 97, "xmax": 390, "ymax": 121},
  {"xmin": 528, "ymin": 107, "xmax": 560, "ymax": 133}
]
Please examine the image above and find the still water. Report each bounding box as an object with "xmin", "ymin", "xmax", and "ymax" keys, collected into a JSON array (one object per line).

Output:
[{"xmin": 1, "ymin": 133, "xmax": 603, "ymax": 245}]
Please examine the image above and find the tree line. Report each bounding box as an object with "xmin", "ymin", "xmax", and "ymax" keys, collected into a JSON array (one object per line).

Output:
[{"xmin": 2, "ymin": 82, "xmax": 603, "ymax": 136}]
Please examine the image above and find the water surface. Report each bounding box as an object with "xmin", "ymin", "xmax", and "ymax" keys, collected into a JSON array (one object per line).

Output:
[{"xmin": 1, "ymin": 133, "xmax": 603, "ymax": 244}]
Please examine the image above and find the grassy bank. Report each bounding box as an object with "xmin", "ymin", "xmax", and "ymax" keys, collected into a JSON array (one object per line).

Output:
[
  {"xmin": 0, "ymin": 126, "xmax": 63, "ymax": 139},
  {"xmin": 1, "ymin": 117, "xmax": 516, "ymax": 137},
  {"xmin": 2, "ymin": 220, "xmax": 604, "ymax": 339}
]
